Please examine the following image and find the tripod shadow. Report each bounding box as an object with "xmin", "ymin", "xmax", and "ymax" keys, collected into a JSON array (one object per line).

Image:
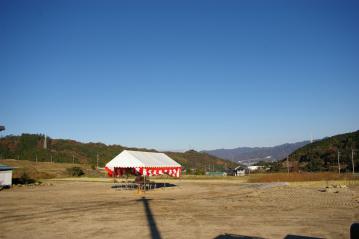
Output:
[
  {"xmin": 214, "ymin": 234, "xmax": 323, "ymax": 239},
  {"xmin": 137, "ymin": 197, "xmax": 162, "ymax": 239}
]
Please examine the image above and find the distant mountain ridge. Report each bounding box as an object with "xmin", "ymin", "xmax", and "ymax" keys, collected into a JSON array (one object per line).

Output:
[
  {"xmin": 0, "ymin": 134, "xmax": 238, "ymax": 172},
  {"xmin": 203, "ymin": 141, "xmax": 310, "ymax": 165}
]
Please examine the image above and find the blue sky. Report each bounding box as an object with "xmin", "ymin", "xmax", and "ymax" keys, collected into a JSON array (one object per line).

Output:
[{"xmin": 1, "ymin": 0, "xmax": 358, "ymax": 150}]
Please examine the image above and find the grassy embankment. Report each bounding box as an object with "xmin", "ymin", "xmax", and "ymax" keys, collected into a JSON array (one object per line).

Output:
[
  {"xmin": 247, "ymin": 172, "xmax": 359, "ymax": 185},
  {"xmin": 2, "ymin": 159, "xmax": 359, "ymax": 185},
  {"xmin": 0, "ymin": 159, "xmax": 104, "ymax": 180}
]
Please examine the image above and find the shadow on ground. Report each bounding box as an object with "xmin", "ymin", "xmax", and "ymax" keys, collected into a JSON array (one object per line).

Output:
[
  {"xmin": 214, "ymin": 234, "xmax": 323, "ymax": 239},
  {"xmin": 135, "ymin": 195, "xmax": 327, "ymax": 239},
  {"xmin": 214, "ymin": 234, "xmax": 265, "ymax": 239},
  {"xmin": 137, "ymin": 197, "xmax": 162, "ymax": 239},
  {"xmin": 154, "ymin": 182, "xmax": 176, "ymax": 189},
  {"xmin": 283, "ymin": 235, "xmax": 323, "ymax": 239},
  {"xmin": 111, "ymin": 182, "xmax": 176, "ymax": 190}
]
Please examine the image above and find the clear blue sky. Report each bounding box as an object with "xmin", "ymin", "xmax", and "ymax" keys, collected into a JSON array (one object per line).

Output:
[{"xmin": 1, "ymin": 0, "xmax": 358, "ymax": 150}]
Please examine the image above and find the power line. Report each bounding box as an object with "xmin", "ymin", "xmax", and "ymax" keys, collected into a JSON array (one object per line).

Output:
[
  {"xmin": 286, "ymin": 155, "xmax": 290, "ymax": 174},
  {"xmin": 352, "ymin": 149, "xmax": 355, "ymax": 174},
  {"xmin": 352, "ymin": 148, "xmax": 358, "ymax": 175},
  {"xmin": 337, "ymin": 151, "xmax": 341, "ymax": 174},
  {"xmin": 96, "ymin": 153, "xmax": 99, "ymax": 169},
  {"xmin": 43, "ymin": 134, "xmax": 47, "ymax": 149}
]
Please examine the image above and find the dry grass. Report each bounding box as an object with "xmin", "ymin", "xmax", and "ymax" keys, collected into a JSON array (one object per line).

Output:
[
  {"xmin": 179, "ymin": 174, "xmax": 246, "ymax": 180},
  {"xmin": 0, "ymin": 159, "xmax": 104, "ymax": 180},
  {"xmin": 247, "ymin": 172, "xmax": 359, "ymax": 183},
  {"xmin": 2, "ymin": 159, "xmax": 359, "ymax": 185}
]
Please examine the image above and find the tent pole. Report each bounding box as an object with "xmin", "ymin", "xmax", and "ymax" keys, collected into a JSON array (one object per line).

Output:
[
  {"xmin": 144, "ymin": 175, "xmax": 146, "ymax": 193},
  {"xmin": 113, "ymin": 168, "xmax": 115, "ymax": 184},
  {"xmin": 126, "ymin": 169, "xmax": 128, "ymax": 183}
]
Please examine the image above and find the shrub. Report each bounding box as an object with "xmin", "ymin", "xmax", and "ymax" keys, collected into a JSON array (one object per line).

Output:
[
  {"xmin": 66, "ymin": 167, "xmax": 84, "ymax": 177},
  {"xmin": 193, "ymin": 169, "xmax": 205, "ymax": 175},
  {"xmin": 305, "ymin": 158, "xmax": 324, "ymax": 171},
  {"xmin": 13, "ymin": 172, "xmax": 36, "ymax": 185}
]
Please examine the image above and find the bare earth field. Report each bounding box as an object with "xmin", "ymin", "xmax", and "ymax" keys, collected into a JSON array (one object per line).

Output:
[{"xmin": 1, "ymin": 180, "xmax": 358, "ymax": 239}]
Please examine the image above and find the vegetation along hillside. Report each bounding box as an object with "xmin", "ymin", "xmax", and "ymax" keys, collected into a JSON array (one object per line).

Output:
[
  {"xmin": 283, "ymin": 130, "xmax": 359, "ymax": 172},
  {"xmin": 203, "ymin": 140, "xmax": 309, "ymax": 164},
  {"xmin": 0, "ymin": 134, "xmax": 237, "ymax": 173}
]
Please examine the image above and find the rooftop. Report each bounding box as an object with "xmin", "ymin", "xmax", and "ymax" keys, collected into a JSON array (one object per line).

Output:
[{"xmin": 0, "ymin": 164, "xmax": 13, "ymax": 171}]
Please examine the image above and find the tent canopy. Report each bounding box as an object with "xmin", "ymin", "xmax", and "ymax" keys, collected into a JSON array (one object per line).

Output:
[{"xmin": 105, "ymin": 150, "xmax": 181, "ymax": 177}]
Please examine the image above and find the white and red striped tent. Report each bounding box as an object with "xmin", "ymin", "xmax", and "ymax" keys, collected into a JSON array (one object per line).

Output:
[{"xmin": 105, "ymin": 150, "xmax": 182, "ymax": 178}]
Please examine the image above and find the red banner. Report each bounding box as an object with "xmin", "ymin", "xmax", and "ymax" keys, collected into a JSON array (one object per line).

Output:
[{"xmin": 105, "ymin": 166, "xmax": 181, "ymax": 178}]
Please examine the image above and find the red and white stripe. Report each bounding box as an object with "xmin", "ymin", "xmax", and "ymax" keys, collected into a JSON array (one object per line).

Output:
[{"xmin": 105, "ymin": 166, "xmax": 181, "ymax": 178}]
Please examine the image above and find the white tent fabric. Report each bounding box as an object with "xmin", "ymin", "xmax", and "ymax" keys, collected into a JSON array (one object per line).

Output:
[
  {"xmin": 105, "ymin": 150, "xmax": 181, "ymax": 177},
  {"xmin": 106, "ymin": 150, "xmax": 181, "ymax": 169}
]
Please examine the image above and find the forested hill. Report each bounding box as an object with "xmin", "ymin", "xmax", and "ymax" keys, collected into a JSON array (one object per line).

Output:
[
  {"xmin": 0, "ymin": 134, "xmax": 237, "ymax": 172},
  {"xmin": 286, "ymin": 130, "xmax": 359, "ymax": 172},
  {"xmin": 166, "ymin": 150, "xmax": 238, "ymax": 173},
  {"xmin": 204, "ymin": 141, "xmax": 309, "ymax": 164}
]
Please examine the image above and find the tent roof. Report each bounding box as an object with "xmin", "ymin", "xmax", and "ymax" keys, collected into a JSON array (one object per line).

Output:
[
  {"xmin": 0, "ymin": 164, "xmax": 13, "ymax": 171},
  {"xmin": 106, "ymin": 150, "xmax": 181, "ymax": 169}
]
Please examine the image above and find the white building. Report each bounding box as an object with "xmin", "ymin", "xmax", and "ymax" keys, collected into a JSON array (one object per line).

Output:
[
  {"xmin": 247, "ymin": 165, "xmax": 267, "ymax": 172},
  {"xmin": 0, "ymin": 164, "xmax": 13, "ymax": 188},
  {"xmin": 234, "ymin": 166, "xmax": 246, "ymax": 176}
]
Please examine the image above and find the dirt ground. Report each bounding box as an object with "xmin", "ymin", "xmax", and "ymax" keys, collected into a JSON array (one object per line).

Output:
[{"xmin": 1, "ymin": 179, "xmax": 358, "ymax": 239}]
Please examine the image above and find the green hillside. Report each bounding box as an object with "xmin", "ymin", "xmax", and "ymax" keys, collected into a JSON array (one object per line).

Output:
[
  {"xmin": 286, "ymin": 130, "xmax": 359, "ymax": 172},
  {"xmin": 0, "ymin": 134, "xmax": 237, "ymax": 173},
  {"xmin": 166, "ymin": 150, "xmax": 237, "ymax": 174}
]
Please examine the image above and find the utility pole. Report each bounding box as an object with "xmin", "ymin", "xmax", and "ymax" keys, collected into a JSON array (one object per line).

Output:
[
  {"xmin": 43, "ymin": 134, "xmax": 47, "ymax": 149},
  {"xmin": 286, "ymin": 155, "xmax": 290, "ymax": 174},
  {"xmin": 352, "ymin": 149, "xmax": 355, "ymax": 175},
  {"xmin": 337, "ymin": 151, "xmax": 341, "ymax": 174},
  {"xmin": 96, "ymin": 153, "xmax": 99, "ymax": 169},
  {"xmin": 36, "ymin": 154, "xmax": 38, "ymax": 163},
  {"xmin": 72, "ymin": 154, "xmax": 75, "ymax": 164}
]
